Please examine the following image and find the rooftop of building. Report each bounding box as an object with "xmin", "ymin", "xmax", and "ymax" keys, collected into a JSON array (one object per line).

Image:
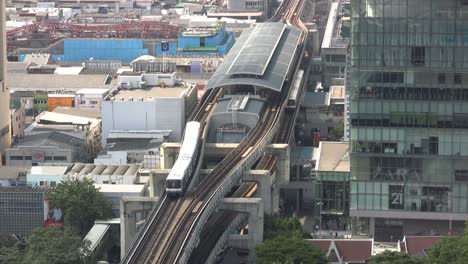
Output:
[
  {"xmin": 322, "ymin": 1, "xmax": 350, "ymax": 49},
  {"xmin": 94, "ymin": 184, "xmax": 146, "ymax": 193},
  {"xmin": 107, "ymin": 86, "xmax": 189, "ymax": 101},
  {"xmin": 213, "ymin": 95, "xmax": 265, "ymax": 115},
  {"xmin": 7, "ymin": 73, "xmax": 116, "ymax": 91},
  {"xmin": 107, "ymin": 130, "xmax": 171, "ymax": 140},
  {"xmin": 30, "ymin": 165, "xmax": 69, "ymax": 175},
  {"xmin": 52, "ymin": 107, "xmax": 102, "ymax": 119},
  {"xmin": 0, "ymin": 186, "xmax": 54, "ymax": 194},
  {"xmin": 205, "ymin": 22, "xmax": 301, "ymax": 93},
  {"xmin": 34, "ymin": 111, "xmax": 100, "ymax": 127},
  {"xmin": 306, "ymin": 238, "xmax": 373, "ymax": 263},
  {"xmin": 67, "ymin": 163, "xmax": 141, "ymax": 177},
  {"xmin": 303, "ymin": 92, "xmax": 331, "ymax": 107},
  {"xmin": 316, "ymin": 141, "xmax": 350, "ymax": 172},
  {"xmin": 22, "ymin": 53, "xmax": 52, "ymax": 65},
  {"xmin": 0, "ymin": 166, "xmax": 29, "ymax": 180},
  {"xmin": 11, "ymin": 131, "xmax": 84, "ymax": 149},
  {"xmin": 400, "ymin": 236, "xmax": 443, "ymax": 256},
  {"xmin": 101, "ymin": 139, "xmax": 159, "ymax": 153}
]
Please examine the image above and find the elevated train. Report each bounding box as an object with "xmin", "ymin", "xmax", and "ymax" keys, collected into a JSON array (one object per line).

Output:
[
  {"xmin": 287, "ymin": 69, "xmax": 304, "ymax": 108},
  {"xmin": 165, "ymin": 121, "xmax": 201, "ymax": 196}
]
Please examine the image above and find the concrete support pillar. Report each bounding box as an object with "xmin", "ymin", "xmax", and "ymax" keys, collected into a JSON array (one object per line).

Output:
[
  {"xmin": 220, "ymin": 198, "xmax": 264, "ymax": 263},
  {"xmin": 272, "ymin": 183, "xmax": 280, "ymax": 214},
  {"xmin": 370, "ymin": 217, "xmax": 375, "ymax": 237},
  {"xmin": 120, "ymin": 196, "xmax": 158, "ymax": 259},
  {"xmin": 267, "ymin": 144, "xmax": 290, "ymax": 185},
  {"xmin": 149, "ymin": 169, "xmax": 170, "ymax": 197},
  {"xmin": 244, "ymin": 170, "xmax": 272, "ymax": 214},
  {"xmin": 159, "ymin": 143, "xmax": 180, "ymax": 169}
]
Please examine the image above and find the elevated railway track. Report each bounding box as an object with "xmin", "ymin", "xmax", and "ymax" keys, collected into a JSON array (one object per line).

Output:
[{"xmin": 122, "ymin": 0, "xmax": 310, "ymax": 262}]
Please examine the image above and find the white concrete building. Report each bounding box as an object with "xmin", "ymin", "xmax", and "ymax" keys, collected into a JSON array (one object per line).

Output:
[
  {"xmin": 75, "ymin": 88, "xmax": 110, "ymax": 108},
  {"xmin": 101, "ymin": 82, "xmax": 197, "ymax": 145}
]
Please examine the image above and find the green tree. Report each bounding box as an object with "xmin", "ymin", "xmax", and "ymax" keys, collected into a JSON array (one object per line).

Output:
[
  {"xmin": 331, "ymin": 120, "xmax": 344, "ymax": 140},
  {"xmin": 22, "ymin": 227, "xmax": 89, "ymax": 264},
  {"xmin": 0, "ymin": 234, "xmax": 24, "ymax": 264},
  {"xmin": 50, "ymin": 178, "xmax": 113, "ymax": 237},
  {"xmin": 256, "ymin": 236, "xmax": 326, "ymax": 264},
  {"xmin": 264, "ymin": 215, "xmax": 304, "ymax": 240},
  {"xmin": 369, "ymin": 250, "xmax": 424, "ymax": 264},
  {"xmin": 427, "ymin": 229, "xmax": 468, "ymax": 264}
]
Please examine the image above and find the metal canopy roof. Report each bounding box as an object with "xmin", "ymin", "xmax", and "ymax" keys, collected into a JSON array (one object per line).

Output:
[{"xmin": 205, "ymin": 23, "xmax": 302, "ymax": 93}]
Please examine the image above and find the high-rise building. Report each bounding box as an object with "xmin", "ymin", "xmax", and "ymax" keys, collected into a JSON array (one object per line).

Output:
[
  {"xmin": 0, "ymin": 0, "xmax": 12, "ymax": 164},
  {"xmin": 349, "ymin": 0, "xmax": 468, "ymax": 241}
]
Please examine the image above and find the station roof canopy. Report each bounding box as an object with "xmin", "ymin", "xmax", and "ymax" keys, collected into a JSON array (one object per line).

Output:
[{"xmin": 205, "ymin": 22, "xmax": 302, "ymax": 93}]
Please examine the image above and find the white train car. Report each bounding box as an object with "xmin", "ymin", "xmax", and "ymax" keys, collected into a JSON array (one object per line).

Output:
[
  {"xmin": 287, "ymin": 69, "xmax": 304, "ymax": 108},
  {"xmin": 166, "ymin": 122, "xmax": 201, "ymax": 196}
]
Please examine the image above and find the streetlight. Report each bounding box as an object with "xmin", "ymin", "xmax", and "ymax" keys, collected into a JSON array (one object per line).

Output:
[{"xmin": 317, "ymin": 201, "xmax": 323, "ymax": 238}]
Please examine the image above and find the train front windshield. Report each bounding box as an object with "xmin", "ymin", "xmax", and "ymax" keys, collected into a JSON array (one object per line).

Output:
[{"xmin": 166, "ymin": 180, "xmax": 181, "ymax": 189}]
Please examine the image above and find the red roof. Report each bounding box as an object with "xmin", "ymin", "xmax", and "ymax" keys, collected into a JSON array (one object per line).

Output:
[
  {"xmin": 404, "ymin": 236, "xmax": 442, "ymax": 255},
  {"xmin": 306, "ymin": 239, "xmax": 373, "ymax": 262},
  {"xmin": 307, "ymin": 240, "xmax": 331, "ymax": 253},
  {"xmin": 335, "ymin": 240, "xmax": 373, "ymax": 262}
]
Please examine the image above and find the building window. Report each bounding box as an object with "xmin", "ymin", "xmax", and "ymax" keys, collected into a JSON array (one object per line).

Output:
[
  {"xmin": 44, "ymin": 156, "xmax": 53, "ymax": 161},
  {"xmin": 53, "ymin": 156, "xmax": 67, "ymax": 161},
  {"xmin": 10, "ymin": 156, "xmax": 24, "ymax": 160},
  {"xmin": 50, "ymin": 181, "xmax": 57, "ymax": 187},
  {"xmin": 90, "ymin": 101, "xmax": 98, "ymax": 105},
  {"xmin": 80, "ymin": 100, "xmax": 86, "ymax": 104},
  {"xmin": 411, "ymin": 46, "xmax": 425, "ymax": 66},
  {"xmin": 454, "ymin": 74, "xmax": 462, "ymax": 84},
  {"xmin": 438, "ymin": 73, "xmax": 446, "ymax": 84},
  {"xmin": 24, "ymin": 156, "xmax": 32, "ymax": 160}
]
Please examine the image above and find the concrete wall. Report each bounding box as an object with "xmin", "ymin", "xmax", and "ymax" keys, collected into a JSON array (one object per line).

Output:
[
  {"xmin": 5, "ymin": 146, "xmax": 73, "ymax": 167},
  {"xmin": 0, "ymin": 1, "xmax": 12, "ymax": 162},
  {"xmin": 11, "ymin": 104, "xmax": 26, "ymax": 139},
  {"xmin": 75, "ymin": 94, "xmax": 105, "ymax": 108},
  {"xmin": 102, "ymin": 97, "xmax": 184, "ymax": 145}
]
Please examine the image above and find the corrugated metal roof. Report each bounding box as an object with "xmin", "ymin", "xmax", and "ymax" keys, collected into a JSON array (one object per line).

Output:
[
  {"xmin": 205, "ymin": 22, "xmax": 301, "ymax": 93},
  {"xmin": 0, "ymin": 186, "xmax": 54, "ymax": 194}
]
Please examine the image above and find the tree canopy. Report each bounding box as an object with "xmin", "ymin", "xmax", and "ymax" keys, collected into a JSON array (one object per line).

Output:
[
  {"xmin": 369, "ymin": 250, "xmax": 424, "ymax": 264},
  {"xmin": 22, "ymin": 227, "xmax": 90, "ymax": 264},
  {"xmin": 263, "ymin": 215, "xmax": 306, "ymax": 240},
  {"xmin": 427, "ymin": 227, "xmax": 468, "ymax": 264},
  {"xmin": 257, "ymin": 215, "xmax": 325, "ymax": 263},
  {"xmin": 49, "ymin": 178, "xmax": 113, "ymax": 237},
  {"xmin": 256, "ymin": 236, "xmax": 326, "ymax": 264},
  {"xmin": 0, "ymin": 227, "xmax": 89, "ymax": 264}
]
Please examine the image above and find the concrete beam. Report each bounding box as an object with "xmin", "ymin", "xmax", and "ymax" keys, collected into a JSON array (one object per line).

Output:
[
  {"xmin": 149, "ymin": 169, "xmax": 170, "ymax": 197},
  {"xmin": 120, "ymin": 196, "xmax": 158, "ymax": 258},
  {"xmin": 205, "ymin": 143, "xmax": 239, "ymax": 157},
  {"xmin": 219, "ymin": 198, "xmax": 263, "ymax": 262},
  {"xmin": 243, "ymin": 170, "xmax": 273, "ymax": 214}
]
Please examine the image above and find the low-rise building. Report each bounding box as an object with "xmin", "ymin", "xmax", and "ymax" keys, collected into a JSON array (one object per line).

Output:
[
  {"xmin": 47, "ymin": 93, "xmax": 76, "ymax": 111},
  {"xmin": 75, "ymin": 88, "xmax": 110, "ymax": 108},
  {"xmin": 0, "ymin": 166, "xmax": 28, "ymax": 187},
  {"xmin": 101, "ymin": 80, "xmax": 197, "ymax": 145},
  {"xmin": 5, "ymin": 111, "xmax": 101, "ymax": 166}
]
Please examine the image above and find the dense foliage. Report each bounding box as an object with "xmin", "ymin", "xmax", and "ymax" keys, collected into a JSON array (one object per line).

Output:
[
  {"xmin": 0, "ymin": 227, "xmax": 89, "ymax": 264},
  {"xmin": 427, "ymin": 227, "xmax": 468, "ymax": 264},
  {"xmin": 256, "ymin": 215, "xmax": 325, "ymax": 264},
  {"xmin": 50, "ymin": 178, "xmax": 113, "ymax": 237},
  {"xmin": 256, "ymin": 236, "xmax": 326, "ymax": 264},
  {"xmin": 369, "ymin": 250, "xmax": 424, "ymax": 264}
]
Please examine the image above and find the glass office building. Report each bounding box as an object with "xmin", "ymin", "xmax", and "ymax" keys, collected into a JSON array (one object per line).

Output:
[{"xmin": 350, "ymin": 0, "xmax": 468, "ymax": 238}]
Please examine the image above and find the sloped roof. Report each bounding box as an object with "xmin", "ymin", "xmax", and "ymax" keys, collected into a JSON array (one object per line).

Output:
[
  {"xmin": 403, "ymin": 236, "xmax": 442, "ymax": 255},
  {"xmin": 205, "ymin": 22, "xmax": 301, "ymax": 92},
  {"xmin": 307, "ymin": 239, "xmax": 373, "ymax": 263}
]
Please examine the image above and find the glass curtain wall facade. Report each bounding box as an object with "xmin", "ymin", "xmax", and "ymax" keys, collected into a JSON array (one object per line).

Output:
[{"xmin": 350, "ymin": 0, "xmax": 468, "ymax": 217}]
